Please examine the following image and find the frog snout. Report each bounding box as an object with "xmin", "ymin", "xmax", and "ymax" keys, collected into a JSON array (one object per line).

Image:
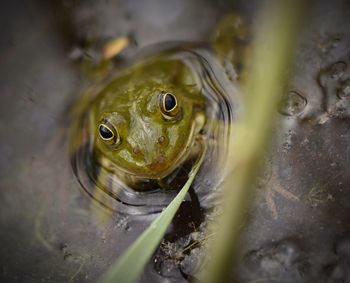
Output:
[{"xmin": 147, "ymin": 154, "xmax": 167, "ymax": 171}]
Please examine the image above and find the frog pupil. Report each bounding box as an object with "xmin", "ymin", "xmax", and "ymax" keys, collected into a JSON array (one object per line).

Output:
[
  {"xmin": 164, "ymin": 93, "xmax": 176, "ymax": 111},
  {"xmin": 99, "ymin": 125, "xmax": 113, "ymax": 140}
]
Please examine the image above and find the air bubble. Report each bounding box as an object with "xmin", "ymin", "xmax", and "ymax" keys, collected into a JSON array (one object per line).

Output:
[
  {"xmin": 156, "ymin": 259, "xmax": 179, "ymax": 277},
  {"xmin": 279, "ymin": 91, "xmax": 307, "ymax": 116},
  {"xmin": 337, "ymin": 79, "xmax": 350, "ymax": 99},
  {"xmin": 328, "ymin": 61, "xmax": 346, "ymax": 80},
  {"xmin": 319, "ymin": 34, "xmax": 342, "ymax": 54},
  {"xmin": 180, "ymin": 248, "xmax": 205, "ymax": 277}
]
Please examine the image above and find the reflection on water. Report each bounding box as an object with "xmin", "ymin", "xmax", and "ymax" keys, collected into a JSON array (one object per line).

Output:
[{"xmin": 70, "ymin": 45, "xmax": 239, "ymax": 215}]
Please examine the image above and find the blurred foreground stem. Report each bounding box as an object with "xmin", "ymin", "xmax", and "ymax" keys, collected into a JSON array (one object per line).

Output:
[{"xmin": 204, "ymin": 1, "xmax": 307, "ymax": 282}]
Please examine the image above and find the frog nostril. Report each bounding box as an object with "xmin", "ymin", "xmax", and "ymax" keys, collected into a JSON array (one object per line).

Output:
[
  {"xmin": 157, "ymin": 136, "xmax": 166, "ymax": 144},
  {"xmin": 133, "ymin": 146, "xmax": 141, "ymax": 154}
]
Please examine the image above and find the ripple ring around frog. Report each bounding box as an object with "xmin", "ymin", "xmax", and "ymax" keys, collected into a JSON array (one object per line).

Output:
[{"xmin": 70, "ymin": 45, "xmax": 240, "ymax": 215}]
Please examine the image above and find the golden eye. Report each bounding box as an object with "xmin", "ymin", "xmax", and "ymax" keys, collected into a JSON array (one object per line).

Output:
[
  {"xmin": 98, "ymin": 123, "xmax": 120, "ymax": 145},
  {"xmin": 159, "ymin": 92, "xmax": 180, "ymax": 119}
]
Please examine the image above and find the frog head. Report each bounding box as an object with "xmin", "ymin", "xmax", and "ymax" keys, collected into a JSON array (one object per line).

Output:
[{"xmin": 90, "ymin": 57, "xmax": 205, "ymax": 179}]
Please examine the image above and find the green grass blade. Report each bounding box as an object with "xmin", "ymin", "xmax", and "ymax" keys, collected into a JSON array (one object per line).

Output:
[{"xmin": 99, "ymin": 147, "xmax": 205, "ymax": 283}]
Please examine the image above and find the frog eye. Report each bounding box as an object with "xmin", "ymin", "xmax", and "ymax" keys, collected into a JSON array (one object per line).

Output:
[
  {"xmin": 159, "ymin": 92, "xmax": 180, "ymax": 119},
  {"xmin": 98, "ymin": 123, "xmax": 120, "ymax": 145}
]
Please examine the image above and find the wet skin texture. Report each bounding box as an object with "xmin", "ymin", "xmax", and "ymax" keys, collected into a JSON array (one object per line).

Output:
[{"xmin": 90, "ymin": 56, "xmax": 205, "ymax": 180}]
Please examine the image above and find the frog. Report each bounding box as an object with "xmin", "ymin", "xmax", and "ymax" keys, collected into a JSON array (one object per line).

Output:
[
  {"xmin": 90, "ymin": 56, "xmax": 206, "ymax": 188},
  {"xmin": 69, "ymin": 13, "xmax": 249, "ymax": 212}
]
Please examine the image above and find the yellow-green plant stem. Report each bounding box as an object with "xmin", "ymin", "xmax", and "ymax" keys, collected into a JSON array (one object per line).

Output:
[{"xmin": 204, "ymin": 1, "xmax": 307, "ymax": 283}]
